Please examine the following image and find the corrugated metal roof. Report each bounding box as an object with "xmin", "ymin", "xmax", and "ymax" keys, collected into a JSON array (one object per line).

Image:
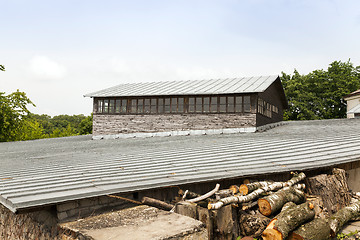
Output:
[
  {"xmin": 1, "ymin": 118, "xmax": 360, "ymax": 212},
  {"xmin": 84, "ymin": 75, "xmax": 280, "ymax": 97}
]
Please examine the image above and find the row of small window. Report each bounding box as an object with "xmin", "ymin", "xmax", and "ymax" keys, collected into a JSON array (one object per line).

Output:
[
  {"xmin": 258, "ymin": 98, "xmax": 279, "ymax": 118},
  {"xmin": 96, "ymin": 96, "xmax": 253, "ymax": 114}
]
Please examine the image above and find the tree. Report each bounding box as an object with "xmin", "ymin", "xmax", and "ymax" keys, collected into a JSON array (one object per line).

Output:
[
  {"xmin": 79, "ymin": 114, "xmax": 93, "ymax": 135},
  {"xmin": 0, "ymin": 90, "xmax": 35, "ymax": 142},
  {"xmin": 281, "ymin": 60, "xmax": 360, "ymax": 120}
]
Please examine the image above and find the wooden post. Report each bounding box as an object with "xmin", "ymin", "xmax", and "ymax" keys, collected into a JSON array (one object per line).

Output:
[
  {"xmin": 212, "ymin": 205, "xmax": 239, "ymax": 240},
  {"xmin": 175, "ymin": 201, "xmax": 198, "ymax": 219}
]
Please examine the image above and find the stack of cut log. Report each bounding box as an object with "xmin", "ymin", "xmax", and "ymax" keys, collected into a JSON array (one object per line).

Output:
[{"xmin": 141, "ymin": 168, "xmax": 360, "ymax": 240}]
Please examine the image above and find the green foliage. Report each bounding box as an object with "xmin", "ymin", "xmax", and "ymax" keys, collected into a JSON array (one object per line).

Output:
[
  {"xmin": 0, "ymin": 65, "xmax": 4, "ymax": 71},
  {"xmin": 0, "ymin": 91, "xmax": 92, "ymax": 142},
  {"xmin": 337, "ymin": 230, "xmax": 358, "ymax": 239},
  {"xmin": 78, "ymin": 114, "xmax": 93, "ymax": 135},
  {"xmin": 281, "ymin": 60, "xmax": 360, "ymax": 120},
  {"xmin": 0, "ymin": 90, "xmax": 35, "ymax": 142}
]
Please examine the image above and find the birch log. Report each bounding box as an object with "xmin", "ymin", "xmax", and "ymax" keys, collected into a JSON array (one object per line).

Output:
[
  {"xmin": 262, "ymin": 202, "xmax": 315, "ymax": 240},
  {"xmin": 238, "ymin": 181, "xmax": 274, "ymax": 195},
  {"xmin": 258, "ymin": 186, "xmax": 306, "ymax": 216},
  {"xmin": 208, "ymin": 172, "xmax": 306, "ymax": 210},
  {"xmin": 329, "ymin": 200, "xmax": 360, "ymax": 237},
  {"xmin": 187, "ymin": 183, "xmax": 220, "ymax": 203}
]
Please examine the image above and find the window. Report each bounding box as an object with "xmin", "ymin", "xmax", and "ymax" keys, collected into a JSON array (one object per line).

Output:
[
  {"xmin": 178, "ymin": 98, "xmax": 184, "ymax": 113},
  {"xmin": 96, "ymin": 95, "xmax": 258, "ymax": 115},
  {"xmin": 151, "ymin": 99, "xmax": 157, "ymax": 113},
  {"xmin": 210, "ymin": 97, "xmax": 217, "ymax": 113},
  {"xmin": 97, "ymin": 99, "xmax": 103, "ymax": 113},
  {"xmin": 171, "ymin": 98, "xmax": 177, "ymax": 113},
  {"xmin": 189, "ymin": 97, "xmax": 195, "ymax": 113},
  {"xmin": 144, "ymin": 99, "xmax": 151, "ymax": 113},
  {"xmin": 109, "ymin": 100, "xmax": 115, "ymax": 113},
  {"xmin": 219, "ymin": 96, "xmax": 226, "ymax": 113},
  {"xmin": 165, "ymin": 98, "xmax": 171, "ymax": 113},
  {"xmin": 115, "ymin": 99, "xmax": 121, "ymax": 113},
  {"xmin": 158, "ymin": 98, "xmax": 164, "ymax": 113},
  {"xmin": 129, "ymin": 99, "xmax": 136, "ymax": 113},
  {"xmin": 203, "ymin": 97, "xmax": 210, "ymax": 113},
  {"xmin": 137, "ymin": 99, "xmax": 144, "ymax": 113},
  {"xmin": 196, "ymin": 97, "xmax": 202, "ymax": 113},
  {"xmin": 121, "ymin": 99, "xmax": 127, "ymax": 113},
  {"xmin": 104, "ymin": 99, "xmax": 109, "ymax": 113},
  {"xmin": 235, "ymin": 96, "xmax": 242, "ymax": 113}
]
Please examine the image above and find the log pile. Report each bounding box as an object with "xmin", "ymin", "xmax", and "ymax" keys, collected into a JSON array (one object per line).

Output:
[{"xmin": 140, "ymin": 168, "xmax": 360, "ymax": 240}]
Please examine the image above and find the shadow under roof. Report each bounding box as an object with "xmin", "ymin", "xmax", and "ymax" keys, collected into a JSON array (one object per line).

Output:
[{"xmin": 1, "ymin": 118, "xmax": 360, "ymax": 212}]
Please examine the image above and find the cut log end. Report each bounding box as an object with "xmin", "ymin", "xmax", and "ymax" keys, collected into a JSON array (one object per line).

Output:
[
  {"xmin": 258, "ymin": 198, "xmax": 272, "ymax": 216},
  {"xmin": 262, "ymin": 228, "xmax": 283, "ymax": 240},
  {"xmin": 287, "ymin": 232, "xmax": 304, "ymax": 240},
  {"xmin": 308, "ymin": 202, "xmax": 314, "ymax": 210},
  {"xmin": 229, "ymin": 185, "xmax": 239, "ymax": 194},
  {"xmin": 239, "ymin": 184, "xmax": 249, "ymax": 195}
]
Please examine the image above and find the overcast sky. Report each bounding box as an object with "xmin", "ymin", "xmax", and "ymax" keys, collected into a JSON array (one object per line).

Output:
[{"xmin": 1, "ymin": 0, "xmax": 360, "ymax": 116}]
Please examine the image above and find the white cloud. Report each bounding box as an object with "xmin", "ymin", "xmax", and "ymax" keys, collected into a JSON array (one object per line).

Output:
[{"xmin": 29, "ymin": 56, "xmax": 67, "ymax": 79}]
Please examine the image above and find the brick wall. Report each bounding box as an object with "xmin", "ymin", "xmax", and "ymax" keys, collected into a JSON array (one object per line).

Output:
[{"xmin": 93, "ymin": 113, "xmax": 256, "ymax": 136}]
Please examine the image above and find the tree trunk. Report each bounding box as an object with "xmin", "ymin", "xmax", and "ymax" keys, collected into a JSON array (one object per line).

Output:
[
  {"xmin": 288, "ymin": 218, "xmax": 331, "ymax": 240},
  {"xmin": 262, "ymin": 202, "xmax": 315, "ymax": 240},
  {"xmin": 212, "ymin": 204, "xmax": 239, "ymax": 240},
  {"xmin": 141, "ymin": 197, "xmax": 174, "ymax": 211},
  {"xmin": 329, "ymin": 200, "xmax": 360, "ymax": 237},
  {"xmin": 208, "ymin": 173, "xmax": 306, "ymax": 210},
  {"xmin": 258, "ymin": 186, "xmax": 306, "ymax": 216},
  {"xmin": 239, "ymin": 181, "xmax": 274, "ymax": 195},
  {"xmin": 305, "ymin": 168, "xmax": 351, "ymax": 214}
]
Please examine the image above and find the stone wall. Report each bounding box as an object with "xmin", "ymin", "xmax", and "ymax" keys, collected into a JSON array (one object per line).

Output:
[
  {"xmin": 0, "ymin": 204, "xmax": 59, "ymax": 240},
  {"xmin": 93, "ymin": 113, "xmax": 256, "ymax": 136}
]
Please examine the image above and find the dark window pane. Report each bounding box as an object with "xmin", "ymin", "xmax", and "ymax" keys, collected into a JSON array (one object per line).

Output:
[
  {"xmin": 244, "ymin": 96, "xmax": 250, "ymax": 112},
  {"xmin": 235, "ymin": 96, "xmax": 242, "ymax": 113},
  {"xmin": 115, "ymin": 100, "xmax": 121, "ymax": 113}
]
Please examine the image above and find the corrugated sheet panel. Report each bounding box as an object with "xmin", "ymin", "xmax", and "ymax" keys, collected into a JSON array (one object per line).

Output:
[
  {"xmin": 84, "ymin": 75, "xmax": 279, "ymax": 97},
  {"xmin": 1, "ymin": 119, "xmax": 360, "ymax": 212}
]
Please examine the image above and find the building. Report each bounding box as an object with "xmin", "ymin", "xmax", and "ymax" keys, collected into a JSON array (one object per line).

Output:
[
  {"xmin": 1, "ymin": 118, "xmax": 360, "ymax": 239},
  {"xmin": 344, "ymin": 89, "xmax": 360, "ymax": 118},
  {"xmin": 84, "ymin": 75, "xmax": 288, "ymax": 138}
]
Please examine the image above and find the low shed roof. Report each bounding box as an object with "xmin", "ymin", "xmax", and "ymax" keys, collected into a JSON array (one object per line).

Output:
[
  {"xmin": 1, "ymin": 119, "xmax": 360, "ymax": 213},
  {"xmin": 84, "ymin": 75, "xmax": 280, "ymax": 98}
]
